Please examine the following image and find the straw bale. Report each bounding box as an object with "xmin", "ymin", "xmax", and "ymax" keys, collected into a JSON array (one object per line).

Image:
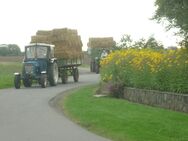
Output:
[
  {"xmin": 36, "ymin": 30, "xmax": 52, "ymax": 36},
  {"xmin": 52, "ymin": 28, "xmax": 77, "ymax": 36},
  {"xmin": 31, "ymin": 35, "xmax": 51, "ymax": 44},
  {"xmin": 54, "ymin": 51, "xmax": 82, "ymax": 59},
  {"xmin": 88, "ymin": 37, "xmax": 116, "ymax": 48}
]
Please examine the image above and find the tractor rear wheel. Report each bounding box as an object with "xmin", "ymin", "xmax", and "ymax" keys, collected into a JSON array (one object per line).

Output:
[{"xmin": 48, "ymin": 62, "xmax": 59, "ymax": 86}]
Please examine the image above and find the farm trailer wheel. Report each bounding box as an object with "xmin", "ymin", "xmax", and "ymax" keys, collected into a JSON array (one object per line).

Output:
[
  {"xmin": 73, "ymin": 68, "xmax": 79, "ymax": 82},
  {"xmin": 61, "ymin": 69, "xmax": 68, "ymax": 84}
]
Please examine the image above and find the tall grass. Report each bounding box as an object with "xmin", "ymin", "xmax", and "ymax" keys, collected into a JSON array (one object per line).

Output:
[
  {"xmin": 0, "ymin": 62, "xmax": 22, "ymax": 89},
  {"xmin": 100, "ymin": 48, "xmax": 188, "ymax": 93}
]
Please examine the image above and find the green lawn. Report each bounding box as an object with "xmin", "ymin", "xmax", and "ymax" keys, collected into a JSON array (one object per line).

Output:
[
  {"xmin": 0, "ymin": 62, "xmax": 22, "ymax": 89},
  {"xmin": 59, "ymin": 85, "xmax": 188, "ymax": 141}
]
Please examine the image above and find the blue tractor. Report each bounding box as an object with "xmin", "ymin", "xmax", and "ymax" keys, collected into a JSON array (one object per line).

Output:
[{"xmin": 14, "ymin": 43, "xmax": 59, "ymax": 88}]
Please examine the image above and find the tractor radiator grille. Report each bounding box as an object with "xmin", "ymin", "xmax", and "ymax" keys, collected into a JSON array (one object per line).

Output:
[{"xmin": 25, "ymin": 64, "xmax": 33, "ymax": 73}]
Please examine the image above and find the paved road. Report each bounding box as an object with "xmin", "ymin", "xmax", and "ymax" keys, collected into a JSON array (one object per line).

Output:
[{"xmin": 0, "ymin": 68, "xmax": 110, "ymax": 141}]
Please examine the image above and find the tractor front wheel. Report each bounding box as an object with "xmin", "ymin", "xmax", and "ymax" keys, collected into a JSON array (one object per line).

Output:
[
  {"xmin": 23, "ymin": 75, "xmax": 32, "ymax": 87},
  {"xmin": 14, "ymin": 75, "xmax": 21, "ymax": 89},
  {"xmin": 40, "ymin": 74, "xmax": 47, "ymax": 88}
]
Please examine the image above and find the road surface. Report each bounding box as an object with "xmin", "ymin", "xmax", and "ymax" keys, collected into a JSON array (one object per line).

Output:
[{"xmin": 0, "ymin": 68, "xmax": 110, "ymax": 141}]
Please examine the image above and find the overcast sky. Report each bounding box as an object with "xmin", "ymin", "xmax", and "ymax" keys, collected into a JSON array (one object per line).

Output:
[{"xmin": 0, "ymin": 0, "xmax": 180, "ymax": 51}]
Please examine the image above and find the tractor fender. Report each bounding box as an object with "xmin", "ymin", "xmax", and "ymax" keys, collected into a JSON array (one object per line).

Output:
[
  {"xmin": 41, "ymin": 71, "xmax": 47, "ymax": 74},
  {"xmin": 14, "ymin": 72, "xmax": 21, "ymax": 76},
  {"xmin": 50, "ymin": 58, "xmax": 57, "ymax": 64}
]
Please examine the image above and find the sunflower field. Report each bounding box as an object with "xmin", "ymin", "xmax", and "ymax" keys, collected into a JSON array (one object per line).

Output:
[{"xmin": 100, "ymin": 48, "xmax": 188, "ymax": 94}]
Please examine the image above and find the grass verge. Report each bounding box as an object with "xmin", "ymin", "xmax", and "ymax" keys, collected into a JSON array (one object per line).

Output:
[
  {"xmin": 81, "ymin": 64, "xmax": 90, "ymax": 68},
  {"xmin": 0, "ymin": 62, "xmax": 22, "ymax": 89},
  {"xmin": 58, "ymin": 85, "xmax": 188, "ymax": 141}
]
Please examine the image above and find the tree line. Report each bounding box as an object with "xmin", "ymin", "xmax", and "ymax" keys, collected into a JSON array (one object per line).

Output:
[
  {"xmin": 0, "ymin": 44, "xmax": 22, "ymax": 56},
  {"xmin": 117, "ymin": 35, "xmax": 164, "ymax": 50}
]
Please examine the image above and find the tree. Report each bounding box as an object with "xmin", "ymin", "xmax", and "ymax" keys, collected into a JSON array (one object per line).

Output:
[
  {"xmin": 0, "ymin": 46, "xmax": 9, "ymax": 56},
  {"xmin": 153, "ymin": 0, "xmax": 188, "ymax": 37},
  {"xmin": 0, "ymin": 44, "xmax": 21, "ymax": 56},
  {"xmin": 118, "ymin": 34, "xmax": 133, "ymax": 48},
  {"xmin": 144, "ymin": 36, "xmax": 164, "ymax": 50},
  {"xmin": 132, "ymin": 38, "xmax": 146, "ymax": 49},
  {"xmin": 8, "ymin": 44, "xmax": 21, "ymax": 56},
  {"xmin": 118, "ymin": 35, "xmax": 164, "ymax": 50}
]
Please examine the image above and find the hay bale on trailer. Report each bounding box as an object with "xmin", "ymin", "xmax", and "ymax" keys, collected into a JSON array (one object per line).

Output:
[
  {"xmin": 31, "ymin": 35, "xmax": 51, "ymax": 44},
  {"xmin": 36, "ymin": 30, "xmax": 52, "ymax": 36},
  {"xmin": 88, "ymin": 37, "xmax": 116, "ymax": 48}
]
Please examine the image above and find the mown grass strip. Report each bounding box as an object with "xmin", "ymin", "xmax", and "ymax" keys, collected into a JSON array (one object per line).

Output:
[
  {"xmin": 0, "ymin": 62, "xmax": 22, "ymax": 89},
  {"xmin": 59, "ymin": 85, "xmax": 188, "ymax": 141}
]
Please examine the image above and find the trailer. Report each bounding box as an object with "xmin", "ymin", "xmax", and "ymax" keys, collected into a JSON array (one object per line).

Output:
[{"xmin": 57, "ymin": 57, "xmax": 82, "ymax": 84}]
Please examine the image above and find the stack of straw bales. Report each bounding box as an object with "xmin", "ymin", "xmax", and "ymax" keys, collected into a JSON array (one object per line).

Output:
[
  {"xmin": 87, "ymin": 37, "xmax": 116, "ymax": 48},
  {"xmin": 31, "ymin": 28, "xmax": 83, "ymax": 59}
]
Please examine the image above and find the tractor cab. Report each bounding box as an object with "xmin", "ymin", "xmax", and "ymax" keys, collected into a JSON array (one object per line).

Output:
[
  {"xmin": 23, "ymin": 44, "xmax": 55, "ymax": 79},
  {"xmin": 25, "ymin": 43, "xmax": 54, "ymax": 60},
  {"xmin": 14, "ymin": 43, "xmax": 59, "ymax": 89}
]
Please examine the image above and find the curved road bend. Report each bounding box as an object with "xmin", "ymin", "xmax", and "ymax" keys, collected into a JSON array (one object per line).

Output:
[{"xmin": 0, "ymin": 68, "xmax": 111, "ymax": 141}]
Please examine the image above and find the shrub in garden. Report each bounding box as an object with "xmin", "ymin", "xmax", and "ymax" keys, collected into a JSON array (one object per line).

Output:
[
  {"xmin": 100, "ymin": 48, "xmax": 188, "ymax": 94},
  {"xmin": 108, "ymin": 82, "xmax": 124, "ymax": 98}
]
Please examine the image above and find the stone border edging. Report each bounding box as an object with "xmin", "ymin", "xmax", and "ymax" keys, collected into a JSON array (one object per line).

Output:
[{"xmin": 124, "ymin": 87, "xmax": 188, "ymax": 113}]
